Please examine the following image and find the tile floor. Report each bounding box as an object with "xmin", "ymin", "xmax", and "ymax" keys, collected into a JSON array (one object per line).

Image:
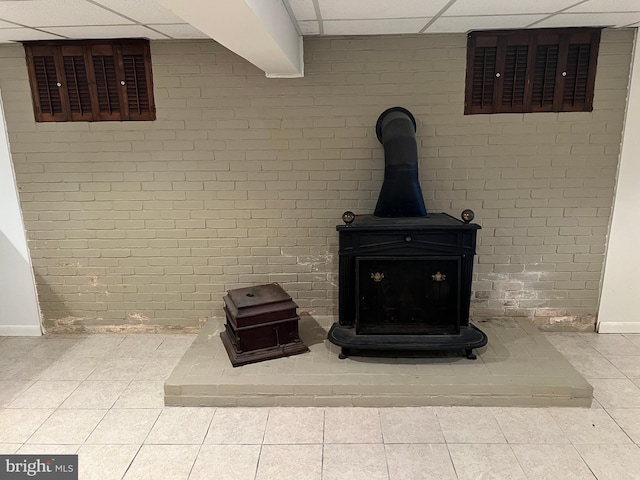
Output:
[{"xmin": 0, "ymin": 331, "xmax": 640, "ymax": 479}]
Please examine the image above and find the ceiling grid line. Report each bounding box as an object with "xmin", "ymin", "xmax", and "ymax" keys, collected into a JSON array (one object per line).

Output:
[{"xmin": 419, "ymin": 0, "xmax": 458, "ymax": 34}]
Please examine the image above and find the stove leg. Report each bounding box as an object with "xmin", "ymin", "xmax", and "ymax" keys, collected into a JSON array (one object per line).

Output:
[
  {"xmin": 465, "ymin": 349, "xmax": 477, "ymax": 360},
  {"xmin": 338, "ymin": 348, "xmax": 350, "ymax": 360}
]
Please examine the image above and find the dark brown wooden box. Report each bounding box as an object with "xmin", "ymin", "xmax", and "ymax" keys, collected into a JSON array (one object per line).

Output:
[{"xmin": 220, "ymin": 283, "xmax": 309, "ymax": 367}]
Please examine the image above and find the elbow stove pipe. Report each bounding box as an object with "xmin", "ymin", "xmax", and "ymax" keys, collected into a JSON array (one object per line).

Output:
[{"xmin": 373, "ymin": 106, "xmax": 427, "ymax": 218}]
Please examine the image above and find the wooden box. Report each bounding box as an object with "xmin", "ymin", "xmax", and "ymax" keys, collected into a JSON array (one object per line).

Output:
[{"xmin": 220, "ymin": 283, "xmax": 309, "ymax": 367}]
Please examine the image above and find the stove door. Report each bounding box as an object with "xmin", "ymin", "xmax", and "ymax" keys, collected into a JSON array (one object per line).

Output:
[{"xmin": 355, "ymin": 256, "xmax": 461, "ymax": 335}]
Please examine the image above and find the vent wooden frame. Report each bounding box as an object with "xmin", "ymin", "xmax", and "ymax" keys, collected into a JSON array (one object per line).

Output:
[
  {"xmin": 464, "ymin": 28, "xmax": 601, "ymax": 115},
  {"xmin": 24, "ymin": 39, "xmax": 155, "ymax": 122}
]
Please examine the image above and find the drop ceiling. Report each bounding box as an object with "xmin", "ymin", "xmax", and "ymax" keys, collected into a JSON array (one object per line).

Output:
[{"xmin": 0, "ymin": 0, "xmax": 638, "ymax": 44}]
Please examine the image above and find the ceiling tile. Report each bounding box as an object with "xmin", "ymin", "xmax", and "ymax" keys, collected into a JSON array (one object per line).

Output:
[
  {"xmin": 0, "ymin": 27, "xmax": 64, "ymax": 43},
  {"xmin": 0, "ymin": 0, "xmax": 133, "ymax": 27},
  {"xmin": 566, "ymin": 0, "xmax": 640, "ymax": 13},
  {"xmin": 149, "ymin": 23, "xmax": 209, "ymax": 39},
  {"xmin": 427, "ymin": 14, "xmax": 545, "ymax": 33},
  {"xmin": 534, "ymin": 12, "xmax": 640, "ymax": 27},
  {"xmin": 319, "ymin": 0, "xmax": 449, "ymax": 20},
  {"xmin": 323, "ymin": 18, "xmax": 429, "ymax": 35},
  {"xmin": 0, "ymin": 18, "xmax": 18, "ymax": 28},
  {"xmin": 287, "ymin": 0, "xmax": 317, "ymax": 21},
  {"xmin": 444, "ymin": 0, "xmax": 582, "ymax": 16},
  {"xmin": 43, "ymin": 25, "xmax": 169, "ymax": 40},
  {"xmin": 299, "ymin": 20, "xmax": 320, "ymax": 35},
  {"xmin": 90, "ymin": 0, "xmax": 185, "ymax": 24}
]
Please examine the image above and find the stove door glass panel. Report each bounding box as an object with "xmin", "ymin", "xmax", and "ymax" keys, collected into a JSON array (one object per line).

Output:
[{"xmin": 355, "ymin": 256, "xmax": 461, "ymax": 335}]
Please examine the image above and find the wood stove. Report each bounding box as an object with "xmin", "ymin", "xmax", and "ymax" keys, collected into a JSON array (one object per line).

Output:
[{"xmin": 327, "ymin": 107, "xmax": 487, "ymax": 359}]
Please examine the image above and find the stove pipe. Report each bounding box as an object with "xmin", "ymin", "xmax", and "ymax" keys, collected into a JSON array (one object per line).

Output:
[{"xmin": 373, "ymin": 107, "xmax": 427, "ymax": 217}]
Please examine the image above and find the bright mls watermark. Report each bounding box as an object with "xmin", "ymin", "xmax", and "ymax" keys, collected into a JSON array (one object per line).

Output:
[{"xmin": 0, "ymin": 456, "xmax": 77, "ymax": 479}]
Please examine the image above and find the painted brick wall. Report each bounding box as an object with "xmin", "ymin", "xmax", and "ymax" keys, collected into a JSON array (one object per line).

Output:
[{"xmin": 0, "ymin": 29, "xmax": 633, "ymax": 332}]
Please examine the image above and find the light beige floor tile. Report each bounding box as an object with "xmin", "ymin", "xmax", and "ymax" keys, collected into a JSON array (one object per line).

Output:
[
  {"xmin": 550, "ymin": 407, "xmax": 631, "ymax": 444},
  {"xmin": 145, "ymin": 407, "xmax": 214, "ymax": 444},
  {"xmin": 607, "ymin": 355, "xmax": 640, "ymax": 378},
  {"xmin": 323, "ymin": 444, "xmax": 389, "ymax": 480},
  {"xmin": 17, "ymin": 444, "xmax": 79, "ymax": 454},
  {"xmin": 112, "ymin": 381, "xmax": 164, "ymax": 408},
  {"xmin": 590, "ymin": 336, "xmax": 640, "ymax": 357},
  {"xmin": 189, "ymin": 445, "xmax": 260, "ymax": 480},
  {"xmin": 67, "ymin": 336, "xmax": 125, "ymax": 358},
  {"xmin": 27, "ymin": 409, "xmax": 107, "ymax": 444},
  {"xmin": 386, "ymin": 444, "xmax": 457, "ymax": 480},
  {"xmin": 0, "ymin": 380, "xmax": 33, "ymax": 407},
  {"xmin": 380, "ymin": 407, "xmax": 444, "ymax": 443},
  {"xmin": 448, "ymin": 444, "xmax": 527, "ymax": 480},
  {"xmin": 576, "ymin": 444, "xmax": 640, "ymax": 480},
  {"xmin": 435, "ymin": 406, "xmax": 506, "ymax": 443},
  {"xmin": 492, "ymin": 407, "xmax": 569, "ymax": 444},
  {"xmin": 0, "ymin": 338, "xmax": 42, "ymax": 357},
  {"xmin": 564, "ymin": 352, "xmax": 626, "ymax": 379},
  {"xmin": 60, "ymin": 380, "xmax": 130, "ymax": 409},
  {"xmin": 0, "ymin": 408, "xmax": 53, "ymax": 443},
  {"xmin": 28, "ymin": 339, "xmax": 82, "ymax": 358},
  {"xmin": 256, "ymin": 444, "xmax": 322, "ymax": 480},
  {"xmin": 77, "ymin": 444, "xmax": 139, "ymax": 480},
  {"xmin": 0, "ymin": 444, "xmax": 21, "ymax": 454},
  {"xmin": 607, "ymin": 408, "xmax": 640, "ymax": 444},
  {"xmin": 0, "ymin": 358, "xmax": 54, "ymax": 381},
  {"xmin": 590, "ymin": 378, "xmax": 640, "ymax": 408},
  {"xmin": 204, "ymin": 408, "xmax": 268, "ymax": 444},
  {"xmin": 579, "ymin": 333, "xmax": 622, "ymax": 344},
  {"xmin": 37, "ymin": 358, "xmax": 98, "ymax": 381},
  {"xmin": 324, "ymin": 408, "xmax": 382, "ymax": 444},
  {"xmin": 112, "ymin": 335, "xmax": 165, "ymax": 357},
  {"xmin": 7, "ymin": 381, "xmax": 80, "ymax": 409},
  {"xmin": 87, "ymin": 358, "xmax": 147, "ymax": 381},
  {"xmin": 86, "ymin": 408, "xmax": 160, "ymax": 444},
  {"xmin": 135, "ymin": 356, "xmax": 182, "ymax": 380},
  {"xmin": 263, "ymin": 408, "xmax": 324, "ymax": 444},
  {"xmin": 122, "ymin": 444, "xmax": 199, "ymax": 480},
  {"xmin": 0, "ymin": 356, "xmax": 16, "ymax": 371},
  {"xmin": 511, "ymin": 444, "xmax": 596, "ymax": 480}
]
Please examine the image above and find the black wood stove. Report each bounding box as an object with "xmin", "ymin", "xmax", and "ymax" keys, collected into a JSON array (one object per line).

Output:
[{"xmin": 327, "ymin": 107, "xmax": 488, "ymax": 359}]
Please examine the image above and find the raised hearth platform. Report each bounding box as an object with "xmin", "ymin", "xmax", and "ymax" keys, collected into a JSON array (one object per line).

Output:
[{"xmin": 164, "ymin": 316, "xmax": 593, "ymax": 408}]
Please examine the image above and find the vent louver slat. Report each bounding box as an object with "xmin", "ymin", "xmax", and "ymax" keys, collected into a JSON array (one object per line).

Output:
[
  {"xmin": 532, "ymin": 44, "xmax": 559, "ymax": 108},
  {"xmin": 564, "ymin": 43, "xmax": 591, "ymax": 106},
  {"xmin": 63, "ymin": 55, "xmax": 91, "ymax": 116},
  {"xmin": 502, "ymin": 45, "xmax": 528, "ymax": 108},
  {"xmin": 471, "ymin": 46, "xmax": 497, "ymax": 109},
  {"xmin": 93, "ymin": 55, "xmax": 120, "ymax": 115},
  {"xmin": 123, "ymin": 54, "xmax": 149, "ymax": 115},
  {"xmin": 33, "ymin": 55, "xmax": 62, "ymax": 115}
]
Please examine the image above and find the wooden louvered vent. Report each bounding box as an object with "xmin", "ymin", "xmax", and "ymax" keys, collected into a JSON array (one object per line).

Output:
[
  {"xmin": 465, "ymin": 28, "xmax": 600, "ymax": 115},
  {"xmin": 564, "ymin": 43, "xmax": 592, "ymax": 108},
  {"xmin": 532, "ymin": 44, "xmax": 559, "ymax": 110},
  {"xmin": 471, "ymin": 45, "xmax": 497, "ymax": 111},
  {"xmin": 25, "ymin": 39, "xmax": 155, "ymax": 122},
  {"xmin": 501, "ymin": 44, "xmax": 528, "ymax": 110},
  {"xmin": 64, "ymin": 56, "xmax": 91, "ymax": 117}
]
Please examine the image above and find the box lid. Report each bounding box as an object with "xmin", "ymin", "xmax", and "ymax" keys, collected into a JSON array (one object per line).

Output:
[{"xmin": 226, "ymin": 283, "xmax": 297, "ymax": 311}]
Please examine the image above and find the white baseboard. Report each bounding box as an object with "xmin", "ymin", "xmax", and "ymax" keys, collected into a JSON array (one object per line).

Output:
[
  {"xmin": 0, "ymin": 325, "xmax": 43, "ymax": 336},
  {"xmin": 597, "ymin": 322, "xmax": 640, "ymax": 334}
]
